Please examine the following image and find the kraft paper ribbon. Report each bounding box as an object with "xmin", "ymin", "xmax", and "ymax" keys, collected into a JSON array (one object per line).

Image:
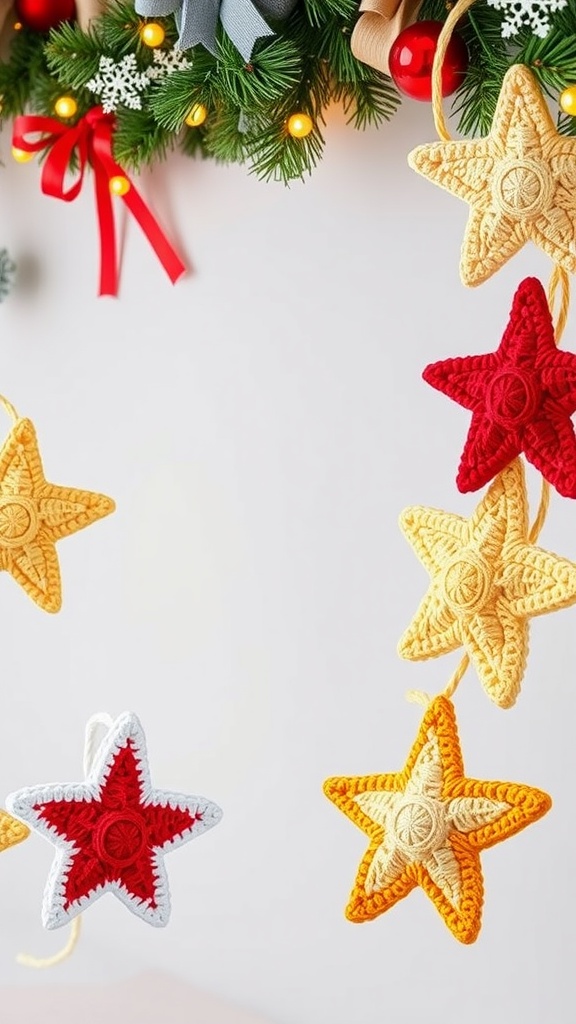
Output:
[
  {"xmin": 75, "ymin": 0, "xmax": 106, "ymax": 31},
  {"xmin": 0, "ymin": 0, "xmax": 12, "ymax": 37},
  {"xmin": 135, "ymin": 0, "xmax": 298, "ymax": 61},
  {"xmin": 351, "ymin": 0, "xmax": 424, "ymax": 77},
  {"xmin": 12, "ymin": 108, "xmax": 186, "ymax": 297}
]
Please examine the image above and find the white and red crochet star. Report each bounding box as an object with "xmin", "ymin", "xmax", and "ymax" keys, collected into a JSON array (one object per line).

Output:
[{"xmin": 6, "ymin": 713, "xmax": 222, "ymax": 929}]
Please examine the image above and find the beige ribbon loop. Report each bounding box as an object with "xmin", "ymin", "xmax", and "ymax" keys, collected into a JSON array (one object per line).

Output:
[
  {"xmin": 75, "ymin": 0, "xmax": 106, "ymax": 32},
  {"xmin": 351, "ymin": 0, "xmax": 424, "ymax": 77}
]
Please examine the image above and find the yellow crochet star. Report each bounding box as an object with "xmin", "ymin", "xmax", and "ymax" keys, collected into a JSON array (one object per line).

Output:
[
  {"xmin": 324, "ymin": 696, "xmax": 550, "ymax": 943},
  {"xmin": 398, "ymin": 459, "xmax": 576, "ymax": 708},
  {"xmin": 408, "ymin": 64, "xmax": 576, "ymax": 286},
  {"xmin": 0, "ymin": 808, "xmax": 29, "ymax": 853},
  {"xmin": 0, "ymin": 416, "xmax": 115, "ymax": 612}
]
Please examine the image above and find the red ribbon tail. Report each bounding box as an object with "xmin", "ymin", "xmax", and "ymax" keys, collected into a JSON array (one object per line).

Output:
[
  {"xmin": 122, "ymin": 185, "xmax": 187, "ymax": 286},
  {"xmin": 91, "ymin": 118, "xmax": 186, "ymax": 291},
  {"xmin": 93, "ymin": 164, "xmax": 118, "ymax": 297}
]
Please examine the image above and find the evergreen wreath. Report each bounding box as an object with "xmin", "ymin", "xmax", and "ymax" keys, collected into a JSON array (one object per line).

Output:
[{"xmin": 0, "ymin": 0, "xmax": 575, "ymax": 183}]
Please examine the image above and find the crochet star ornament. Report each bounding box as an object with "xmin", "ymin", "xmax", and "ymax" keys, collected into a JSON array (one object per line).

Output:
[
  {"xmin": 6, "ymin": 713, "xmax": 222, "ymax": 928},
  {"xmin": 423, "ymin": 277, "xmax": 576, "ymax": 497},
  {"xmin": 0, "ymin": 414, "xmax": 114, "ymax": 612},
  {"xmin": 398, "ymin": 459, "xmax": 576, "ymax": 708},
  {"xmin": 0, "ymin": 808, "xmax": 29, "ymax": 853},
  {"xmin": 408, "ymin": 64, "xmax": 576, "ymax": 286},
  {"xmin": 324, "ymin": 696, "xmax": 550, "ymax": 943}
]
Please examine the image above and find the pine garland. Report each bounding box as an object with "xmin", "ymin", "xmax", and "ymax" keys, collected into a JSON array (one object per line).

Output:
[{"xmin": 0, "ymin": 0, "xmax": 575, "ymax": 184}]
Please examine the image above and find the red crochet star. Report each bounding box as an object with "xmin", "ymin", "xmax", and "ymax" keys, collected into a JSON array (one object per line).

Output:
[
  {"xmin": 423, "ymin": 277, "xmax": 576, "ymax": 497},
  {"xmin": 7, "ymin": 713, "xmax": 222, "ymax": 928}
]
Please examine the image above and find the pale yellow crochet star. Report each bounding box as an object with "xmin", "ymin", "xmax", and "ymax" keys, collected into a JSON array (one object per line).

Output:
[
  {"xmin": 0, "ymin": 808, "xmax": 29, "ymax": 853},
  {"xmin": 408, "ymin": 64, "xmax": 576, "ymax": 286},
  {"xmin": 398, "ymin": 459, "xmax": 576, "ymax": 708},
  {"xmin": 0, "ymin": 417, "xmax": 115, "ymax": 612}
]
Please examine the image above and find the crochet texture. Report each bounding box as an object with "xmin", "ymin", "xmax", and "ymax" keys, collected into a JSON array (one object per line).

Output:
[
  {"xmin": 0, "ymin": 807, "xmax": 29, "ymax": 853},
  {"xmin": 398, "ymin": 459, "xmax": 576, "ymax": 708},
  {"xmin": 0, "ymin": 417, "xmax": 114, "ymax": 612},
  {"xmin": 324, "ymin": 696, "xmax": 550, "ymax": 943},
  {"xmin": 423, "ymin": 276, "xmax": 576, "ymax": 497},
  {"xmin": 6, "ymin": 712, "xmax": 223, "ymax": 928},
  {"xmin": 408, "ymin": 64, "xmax": 576, "ymax": 286}
]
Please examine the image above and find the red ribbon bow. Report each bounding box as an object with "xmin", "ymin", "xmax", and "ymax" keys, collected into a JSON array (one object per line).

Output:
[{"xmin": 12, "ymin": 107, "xmax": 186, "ymax": 297}]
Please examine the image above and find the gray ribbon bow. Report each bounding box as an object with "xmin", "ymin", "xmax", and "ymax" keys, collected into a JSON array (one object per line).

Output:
[{"xmin": 135, "ymin": 0, "xmax": 298, "ymax": 62}]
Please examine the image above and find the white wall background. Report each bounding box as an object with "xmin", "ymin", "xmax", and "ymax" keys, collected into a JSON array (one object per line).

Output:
[{"xmin": 0, "ymin": 99, "xmax": 573, "ymax": 1024}]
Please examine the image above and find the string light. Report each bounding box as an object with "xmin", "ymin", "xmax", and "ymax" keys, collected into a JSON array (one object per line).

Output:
[
  {"xmin": 54, "ymin": 95, "xmax": 78, "ymax": 119},
  {"xmin": 11, "ymin": 147, "xmax": 33, "ymax": 163},
  {"xmin": 560, "ymin": 85, "xmax": 576, "ymax": 116},
  {"xmin": 287, "ymin": 113, "xmax": 313, "ymax": 138},
  {"xmin": 109, "ymin": 175, "xmax": 131, "ymax": 196},
  {"xmin": 140, "ymin": 22, "xmax": 165, "ymax": 47},
  {"xmin": 185, "ymin": 104, "xmax": 208, "ymax": 127}
]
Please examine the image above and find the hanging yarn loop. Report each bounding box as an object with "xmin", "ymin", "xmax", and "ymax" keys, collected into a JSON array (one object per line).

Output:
[
  {"xmin": 0, "ymin": 394, "xmax": 19, "ymax": 424},
  {"xmin": 405, "ymin": 689, "xmax": 432, "ymax": 707},
  {"xmin": 442, "ymin": 263, "xmax": 571, "ymax": 700},
  {"xmin": 16, "ymin": 919, "xmax": 82, "ymax": 970},
  {"xmin": 431, "ymin": 0, "xmax": 478, "ymax": 142},
  {"xmin": 83, "ymin": 711, "xmax": 115, "ymax": 777},
  {"xmin": 16, "ymin": 712, "xmax": 114, "ymax": 970}
]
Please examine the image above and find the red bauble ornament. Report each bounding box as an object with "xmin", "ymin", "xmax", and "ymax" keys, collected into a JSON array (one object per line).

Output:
[
  {"xmin": 15, "ymin": 0, "xmax": 76, "ymax": 33},
  {"xmin": 389, "ymin": 20, "xmax": 468, "ymax": 102}
]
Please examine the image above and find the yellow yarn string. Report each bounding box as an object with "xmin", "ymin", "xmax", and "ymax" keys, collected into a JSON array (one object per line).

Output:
[
  {"xmin": 423, "ymin": 1, "xmax": 572, "ymax": 702},
  {"xmin": 442, "ymin": 265, "xmax": 571, "ymax": 699},
  {"xmin": 431, "ymin": 0, "xmax": 478, "ymax": 142},
  {"xmin": 0, "ymin": 394, "xmax": 19, "ymax": 423},
  {"xmin": 16, "ymin": 918, "xmax": 82, "ymax": 970},
  {"xmin": 406, "ymin": 688, "xmax": 432, "ymax": 707}
]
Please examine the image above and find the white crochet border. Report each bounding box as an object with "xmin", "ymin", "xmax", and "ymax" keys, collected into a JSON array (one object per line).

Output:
[{"xmin": 6, "ymin": 712, "xmax": 223, "ymax": 930}]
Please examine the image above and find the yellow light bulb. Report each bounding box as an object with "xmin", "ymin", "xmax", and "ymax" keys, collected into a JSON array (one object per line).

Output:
[
  {"xmin": 13, "ymin": 21, "xmax": 22, "ymax": 30},
  {"xmin": 287, "ymin": 113, "xmax": 313, "ymax": 139},
  {"xmin": 54, "ymin": 95, "xmax": 78, "ymax": 119},
  {"xmin": 12, "ymin": 147, "xmax": 33, "ymax": 164},
  {"xmin": 560, "ymin": 85, "xmax": 576, "ymax": 116},
  {"xmin": 109, "ymin": 175, "xmax": 131, "ymax": 197},
  {"xmin": 185, "ymin": 103, "xmax": 208, "ymax": 127},
  {"xmin": 141, "ymin": 22, "xmax": 165, "ymax": 47}
]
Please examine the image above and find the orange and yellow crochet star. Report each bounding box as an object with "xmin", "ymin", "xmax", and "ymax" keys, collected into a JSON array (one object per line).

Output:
[
  {"xmin": 324, "ymin": 696, "xmax": 550, "ymax": 943},
  {"xmin": 0, "ymin": 414, "xmax": 115, "ymax": 612},
  {"xmin": 408, "ymin": 64, "xmax": 576, "ymax": 286},
  {"xmin": 398, "ymin": 459, "xmax": 576, "ymax": 708},
  {"xmin": 0, "ymin": 807, "xmax": 29, "ymax": 853}
]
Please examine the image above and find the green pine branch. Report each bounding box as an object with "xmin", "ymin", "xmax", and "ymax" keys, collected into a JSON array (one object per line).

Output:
[{"xmin": 2, "ymin": 0, "xmax": 576, "ymax": 181}]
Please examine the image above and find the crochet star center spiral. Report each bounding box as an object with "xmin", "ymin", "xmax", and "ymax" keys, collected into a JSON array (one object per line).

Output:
[
  {"xmin": 485, "ymin": 369, "xmax": 540, "ymax": 427},
  {"xmin": 441, "ymin": 552, "xmax": 494, "ymax": 615},
  {"xmin": 94, "ymin": 809, "xmax": 148, "ymax": 868},
  {"xmin": 392, "ymin": 794, "xmax": 448, "ymax": 857},
  {"xmin": 0, "ymin": 496, "xmax": 38, "ymax": 547},
  {"xmin": 493, "ymin": 158, "xmax": 551, "ymax": 219}
]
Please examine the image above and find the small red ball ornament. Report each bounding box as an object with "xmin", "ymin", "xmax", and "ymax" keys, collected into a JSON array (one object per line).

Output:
[
  {"xmin": 389, "ymin": 20, "xmax": 468, "ymax": 102},
  {"xmin": 15, "ymin": 0, "xmax": 76, "ymax": 33}
]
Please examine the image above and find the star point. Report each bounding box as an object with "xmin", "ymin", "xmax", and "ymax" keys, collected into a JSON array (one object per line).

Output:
[
  {"xmin": 0, "ymin": 808, "xmax": 29, "ymax": 853},
  {"xmin": 6, "ymin": 712, "xmax": 222, "ymax": 929},
  {"xmin": 408, "ymin": 65, "xmax": 576, "ymax": 286},
  {"xmin": 398, "ymin": 459, "xmax": 576, "ymax": 707},
  {"xmin": 324, "ymin": 696, "xmax": 551, "ymax": 943},
  {"xmin": 0, "ymin": 417, "xmax": 115, "ymax": 612}
]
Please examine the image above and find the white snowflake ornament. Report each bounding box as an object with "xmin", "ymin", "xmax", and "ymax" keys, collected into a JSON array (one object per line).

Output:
[
  {"xmin": 147, "ymin": 47, "xmax": 192, "ymax": 81},
  {"xmin": 87, "ymin": 54, "xmax": 150, "ymax": 113},
  {"xmin": 487, "ymin": 0, "xmax": 567, "ymax": 38}
]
